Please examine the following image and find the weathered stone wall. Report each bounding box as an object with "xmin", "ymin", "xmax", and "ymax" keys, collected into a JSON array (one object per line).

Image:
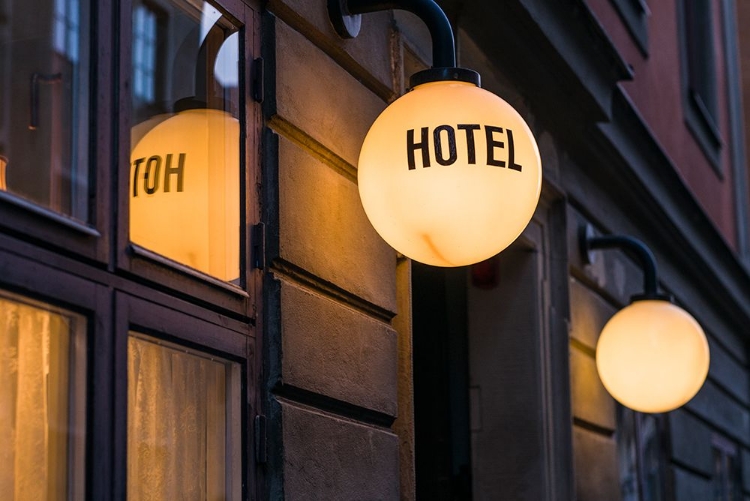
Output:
[{"xmin": 261, "ymin": 2, "xmax": 416, "ymax": 499}]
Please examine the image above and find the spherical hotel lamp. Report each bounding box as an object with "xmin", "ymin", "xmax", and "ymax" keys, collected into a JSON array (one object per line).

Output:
[
  {"xmin": 330, "ymin": 0, "xmax": 542, "ymax": 267},
  {"xmin": 358, "ymin": 77, "xmax": 541, "ymax": 267},
  {"xmin": 582, "ymin": 227, "xmax": 710, "ymax": 413}
]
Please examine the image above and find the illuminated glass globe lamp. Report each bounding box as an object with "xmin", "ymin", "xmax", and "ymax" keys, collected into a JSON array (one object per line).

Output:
[
  {"xmin": 330, "ymin": 0, "xmax": 542, "ymax": 267},
  {"xmin": 582, "ymin": 226, "xmax": 710, "ymax": 413}
]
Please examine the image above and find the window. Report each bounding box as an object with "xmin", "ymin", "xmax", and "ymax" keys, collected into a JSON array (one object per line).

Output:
[
  {"xmin": 132, "ymin": 4, "xmax": 158, "ymax": 104},
  {"xmin": 0, "ymin": 290, "xmax": 86, "ymax": 499},
  {"xmin": 712, "ymin": 435, "xmax": 742, "ymax": 501},
  {"xmin": 610, "ymin": 0, "xmax": 649, "ymax": 55},
  {"xmin": 54, "ymin": 0, "xmax": 81, "ymax": 62},
  {"xmin": 679, "ymin": 0, "xmax": 722, "ymax": 170},
  {"xmin": 0, "ymin": 0, "xmax": 261, "ymax": 498},
  {"xmin": 0, "ymin": 0, "xmax": 90, "ymax": 219},
  {"xmin": 127, "ymin": 333, "xmax": 241, "ymax": 500},
  {"xmin": 129, "ymin": 0, "xmax": 241, "ymax": 283},
  {"xmin": 616, "ymin": 405, "xmax": 666, "ymax": 501}
]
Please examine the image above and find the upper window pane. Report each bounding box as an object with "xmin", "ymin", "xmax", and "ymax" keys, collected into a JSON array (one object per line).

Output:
[
  {"xmin": 129, "ymin": 0, "xmax": 241, "ymax": 283},
  {"xmin": 0, "ymin": 0, "xmax": 90, "ymax": 220},
  {"xmin": 0, "ymin": 290, "xmax": 87, "ymax": 499}
]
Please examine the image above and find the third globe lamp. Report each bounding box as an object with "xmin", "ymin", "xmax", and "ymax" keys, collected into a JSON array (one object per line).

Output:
[{"xmin": 582, "ymin": 226, "xmax": 710, "ymax": 413}]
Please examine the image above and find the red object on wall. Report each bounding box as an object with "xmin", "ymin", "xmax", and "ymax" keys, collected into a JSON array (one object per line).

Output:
[{"xmin": 471, "ymin": 255, "xmax": 500, "ymax": 289}]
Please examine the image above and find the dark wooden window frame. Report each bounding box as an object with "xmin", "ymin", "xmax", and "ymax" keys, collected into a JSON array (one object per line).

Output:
[
  {"xmin": 112, "ymin": 291, "xmax": 255, "ymax": 500},
  {"xmin": 0, "ymin": 0, "xmax": 265, "ymax": 498},
  {"xmin": 115, "ymin": 0, "xmax": 263, "ymax": 318},
  {"xmin": 0, "ymin": 240, "xmax": 112, "ymax": 500},
  {"xmin": 0, "ymin": 211, "xmax": 263, "ymax": 499},
  {"xmin": 0, "ymin": 0, "xmax": 113, "ymax": 262}
]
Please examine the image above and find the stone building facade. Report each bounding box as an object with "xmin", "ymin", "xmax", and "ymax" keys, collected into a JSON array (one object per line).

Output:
[{"xmin": 261, "ymin": 0, "xmax": 750, "ymax": 499}]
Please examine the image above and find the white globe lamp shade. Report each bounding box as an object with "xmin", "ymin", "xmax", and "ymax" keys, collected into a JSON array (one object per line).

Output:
[
  {"xmin": 596, "ymin": 300, "xmax": 710, "ymax": 413},
  {"xmin": 357, "ymin": 80, "xmax": 542, "ymax": 267}
]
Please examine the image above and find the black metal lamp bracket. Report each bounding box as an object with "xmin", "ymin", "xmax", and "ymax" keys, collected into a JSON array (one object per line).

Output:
[
  {"xmin": 579, "ymin": 224, "xmax": 671, "ymax": 302},
  {"xmin": 328, "ymin": 0, "xmax": 480, "ymax": 87}
]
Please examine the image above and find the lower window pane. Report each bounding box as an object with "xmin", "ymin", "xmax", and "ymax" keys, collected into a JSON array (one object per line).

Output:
[
  {"xmin": 127, "ymin": 333, "xmax": 241, "ymax": 500},
  {"xmin": 0, "ymin": 291, "xmax": 86, "ymax": 499}
]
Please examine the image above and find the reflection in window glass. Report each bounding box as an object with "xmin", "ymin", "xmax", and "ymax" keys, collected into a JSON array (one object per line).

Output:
[
  {"xmin": 616, "ymin": 406, "xmax": 666, "ymax": 501},
  {"xmin": 130, "ymin": 0, "xmax": 241, "ymax": 283},
  {"xmin": 712, "ymin": 437, "xmax": 742, "ymax": 501},
  {"xmin": 0, "ymin": 0, "xmax": 90, "ymax": 219},
  {"xmin": 617, "ymin": 406, "xmax": 639, "ymax": 501},
  {"xmin": 133, "ymin": 4, "xmax": 157, "ymax": 104},
  {"xmin": 127, "ymin": 333, "xmax": 241, "ymax": 500},
  {"xmin": 0, "ymin": 290, "xmax": 86, "ymax": 499}
]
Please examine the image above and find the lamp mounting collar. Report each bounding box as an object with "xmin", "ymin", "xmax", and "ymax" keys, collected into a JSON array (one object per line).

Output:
[
  {"xmin": 409, "ymin": 67, "xmax": 480, "ymax": 88},
  {"xmin": 579, "ymin": 224, "xmax": 671, "ymax": 303},
  {"xmin": 328, "ymin": 0, "xmax": 458, "ymax": 69}
]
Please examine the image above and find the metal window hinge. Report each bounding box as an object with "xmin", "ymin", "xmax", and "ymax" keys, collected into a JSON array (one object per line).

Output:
[
  {"xmin": 252, "ymin": 57, "xmax": 264, "ymax": 103},
  {"xmin": 254, "ymin": 414, "xmax": 267, "ymax": 464},
  {"xmin": 251, "ymin": 222, "xmax": 265, "ymax": 270}
]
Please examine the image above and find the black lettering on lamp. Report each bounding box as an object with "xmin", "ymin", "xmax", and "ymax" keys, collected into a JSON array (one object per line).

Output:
[
  {"xmin": 407, "ymin": 127, "xmax": 430, "ymax": 170},
  {"xmin": 457, "ymin": 124, "xmax": 480, "ymax": 164},
  {"xmin": 144, "ymin": 156, "xmax": 161, "ymax": 195},
  {"xmin": 164, "ymin": 153, "xmax": 186, "ymax": 192},
  {"xmin": 485, "ymin": 125, "xmax": 506, "ymax": 167},
  {"xmin": 506, "ymin": 129, "xmax": 522, "ymax": 172},
  {"xmin": 132, "ymin": 157, "xmax": 145, "ymax": 197},
  {"xmin": 433, "ymin": 125, "xmax": 458, "ymax": 166}
]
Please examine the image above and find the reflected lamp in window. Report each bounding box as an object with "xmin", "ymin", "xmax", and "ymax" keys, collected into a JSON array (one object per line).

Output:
[
  {"xmin": 0, "ymin": 0, "xmax": 90, "ymax": 219},
  {"xmin": 127, "ymin": 333, "xmax": 241, "ymax": 500},
  {"xmin": 0, "ymin": 291, "xmax": 86, "ymax": 499},
  {"xmin": 129, "ymin": 0, "xmax": 241, "ymax": 283}
]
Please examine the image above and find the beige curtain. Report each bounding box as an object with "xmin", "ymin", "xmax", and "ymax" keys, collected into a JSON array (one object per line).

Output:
[
  {"xmin": 127, "ymin": 335, "xmax": 230, "ymax": 501},
  {"xmin": 0, "ymin": 294, "xmax": 80, "ymax": 500}
]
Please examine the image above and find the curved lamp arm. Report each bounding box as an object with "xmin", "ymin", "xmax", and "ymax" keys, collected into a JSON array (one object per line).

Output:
[
  {"xmin": 330, "ymin": 0, "xmax": 455, "ymax": 67},
  {"xmin": 580, "ymin": 224, "xmax": 669, "ymax": 301},
  {"xmin": 329, "ymin": 0, "xmax": 482, "ymax": 89}
]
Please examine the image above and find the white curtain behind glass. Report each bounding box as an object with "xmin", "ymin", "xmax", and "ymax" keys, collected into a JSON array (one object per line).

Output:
[
  {"xmin": 0, "ymin": 294, "xmax": 84, "ymax": 500},
  {"xmin": 127, "ymin": 334, "xmax": 236, "ymax": 501}
]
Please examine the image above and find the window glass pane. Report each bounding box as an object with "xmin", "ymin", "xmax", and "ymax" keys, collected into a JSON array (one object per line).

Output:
[
  {"xmin": 127, "ymin": 333, "xmax": 241, "ymax": 500},
  {"xmin": 712, "ymin": 441, "xmax": 743, "ymax": 501},
  {"xmin": 0, "ymin": 0, "xmax": 90, "ymax": 220},
  {"xmin": 129, "ymin": 0, "xmax": 241, "ymax": 283},
  {"xmin": 616, "ymin": 406, "xmax": 640, "ymax": 501},
  {"xmin": 684, "ymin": 0, "xmax": 718, "ymax": 120},
  {"xmin": 638, "ymin": 414, "xmax": 665, "ymax": 501},
  {"xmin": 0, "ymin": 290, "xmax": 86, "ymax": 499}
]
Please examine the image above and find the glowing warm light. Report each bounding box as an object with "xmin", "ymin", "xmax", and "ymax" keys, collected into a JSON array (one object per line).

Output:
[
  {"xmin": 130, "ymin": 108, "xmax": 239, "ymax": 281},
  {"xmin": 596, "ymin": 300, "xmax": 709, "ymax": 413},
  {"xmin": 0, "ymin": 156, "xmax": 6, "ymax": 190},
  {"xmin": 358, "ymin": 80, "xmax": 542, "ymax": 267}
]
